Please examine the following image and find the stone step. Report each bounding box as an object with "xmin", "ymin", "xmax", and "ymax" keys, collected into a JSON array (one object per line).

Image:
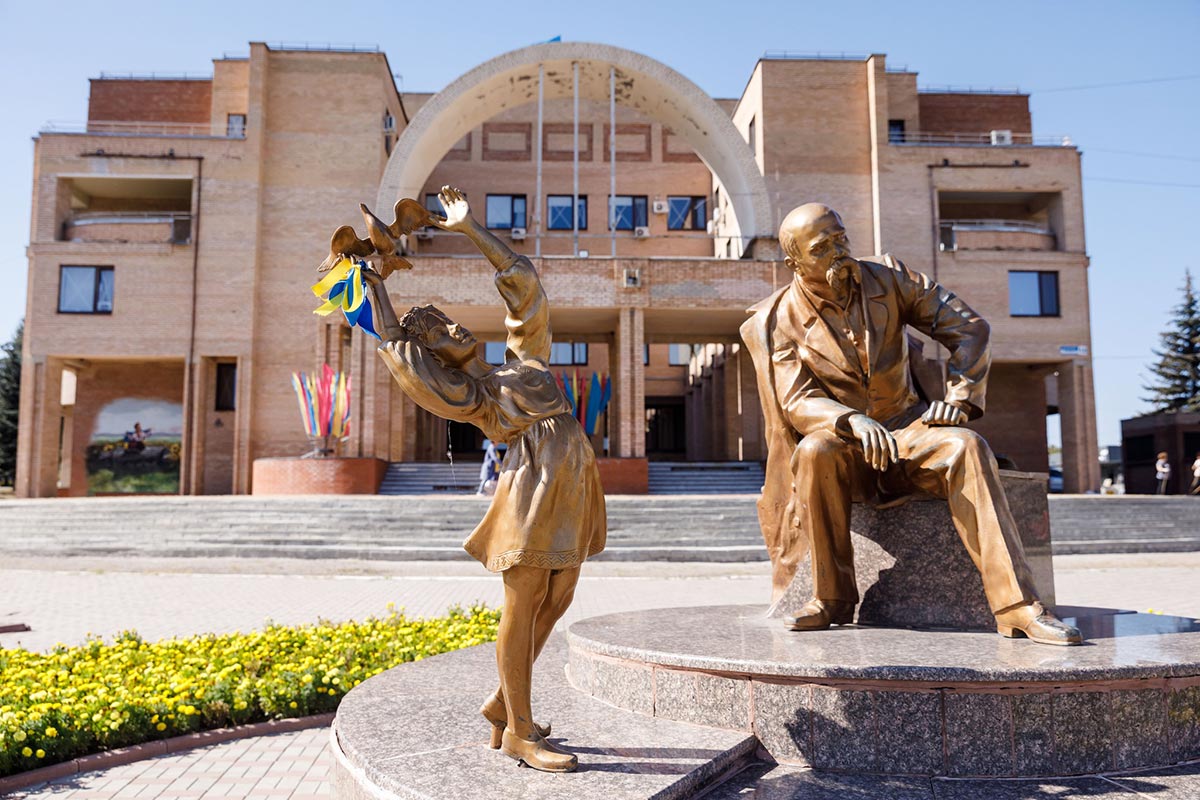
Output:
[{"xmin": 1, "ymin": 495, "xmax": 1197, "ymax": 559}]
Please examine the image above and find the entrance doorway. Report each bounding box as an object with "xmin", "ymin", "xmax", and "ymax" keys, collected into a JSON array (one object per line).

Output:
[{"xmin": 645, "ymin": 397, "xmax": 686, "ymax": 460}]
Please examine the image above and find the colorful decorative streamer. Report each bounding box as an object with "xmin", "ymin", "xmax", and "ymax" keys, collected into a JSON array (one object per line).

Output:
[
  {"xmin": 291, "ymin": 364, "xmax": 352, "ymax": 443},
  {"xmin": 559, "ymin": 370, "xmax": 612, "ymax": 435},
  {"xmin": 584, "ymin": 371, "xmax": 602, "ymax": 435},
  {"xmin": 311, "ymin": 258, "xmax": 380, "ymax": 340}
]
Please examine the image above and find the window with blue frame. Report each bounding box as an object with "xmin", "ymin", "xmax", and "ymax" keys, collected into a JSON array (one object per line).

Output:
[
  {"xmin": 608, "ymin": 195, "xmax": 648, "ymax": 231},
  {"xmin": 1009, "ymin": 271, "xmax": 1060, "ymax": 317},
  {"xmin": 547, "ymin": 195, "xmax": 587, "ymax": 230},
  {"xmin": 667, "ymin": 196, "xmax": 707, "ymax": 231},
  {"xmin": 485, "ymin": 194, "xmax": 526, "ymax": 230}
]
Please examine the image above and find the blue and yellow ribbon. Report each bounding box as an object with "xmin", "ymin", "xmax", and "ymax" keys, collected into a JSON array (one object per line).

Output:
[{"xmin": 312, "ymin": 258, "xmax": 380, "ymax": 340}]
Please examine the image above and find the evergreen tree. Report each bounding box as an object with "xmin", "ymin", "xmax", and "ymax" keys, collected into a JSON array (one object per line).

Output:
[
  {"xmin": 1143, "ymin": 271, "xmax": 1200, "ymax": 413},
  {"xmin": 0, "ymin": 320, "xmax": 22, "ymax": 486}
]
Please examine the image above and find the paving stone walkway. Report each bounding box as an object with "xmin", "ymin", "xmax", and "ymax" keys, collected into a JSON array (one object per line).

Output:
[{"xmin": 4, "ymin": 553, "xmax": 1200, "ymax": 799}]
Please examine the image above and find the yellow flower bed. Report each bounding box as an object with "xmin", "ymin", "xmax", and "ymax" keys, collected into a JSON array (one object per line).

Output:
[{"xmin": 0, "ymin": 605, "xmax": 499, "ymax": 777}]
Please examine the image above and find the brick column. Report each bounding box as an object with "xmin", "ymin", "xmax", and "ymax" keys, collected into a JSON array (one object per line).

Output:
[
  {"xmin": 1059, "ymin": 359, "xmax": 1100, "ymax": 493},
  {"xmin": 737, "ymin": 345, "xmax": 765, "ymax": 462},
  {"xmin": 613, "ymin": 308, "xmax": 645, "ymax": 458},
  {"xmin": 20, "ymin": 358, "xmax": 63, "ymax": 497}
]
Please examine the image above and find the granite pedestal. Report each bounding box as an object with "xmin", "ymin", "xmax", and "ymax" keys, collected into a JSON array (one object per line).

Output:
[
  {"xmin": 332, "ymin": 607, "xmax": 1200, "ymax": 797},
  {"xmin": 566, "ymin": 605, "xmax": 1200, "ymax": 779},
  {"xmin": 770, "ymin": 470, "xmax": 1056, "ymax": 630}
]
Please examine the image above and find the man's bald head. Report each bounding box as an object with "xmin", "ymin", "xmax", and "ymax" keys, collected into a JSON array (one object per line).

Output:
[
  {"xmin": 779, "ymin": 203, "xmax": 842, "ymax": 261},
  {"xmin": 778, "ymin": 204, "xmax": 857, "ymax": 297}
]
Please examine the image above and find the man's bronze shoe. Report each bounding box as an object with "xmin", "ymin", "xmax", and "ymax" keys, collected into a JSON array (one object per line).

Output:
[
  {"xmin": 995, "ymin": 602, "xmax": 1082, "ymax": 646},
  {"xmin": 787, "ymin": 599, "xmax": 856, "ymax": 631}
]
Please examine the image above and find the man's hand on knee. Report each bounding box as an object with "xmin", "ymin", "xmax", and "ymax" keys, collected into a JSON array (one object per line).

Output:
[
  {"xmin": 922, "ymin": 401, "xmax": 967, "ymax": 427},
  {"xmin": 847, "ymin": 413, "xmax": 899, "ymax": 471}
]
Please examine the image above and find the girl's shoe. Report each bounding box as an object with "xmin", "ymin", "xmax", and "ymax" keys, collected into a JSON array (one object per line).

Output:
[{"xmin": 500, "ymin": 728, "xmax": 578, "ymax": 773}]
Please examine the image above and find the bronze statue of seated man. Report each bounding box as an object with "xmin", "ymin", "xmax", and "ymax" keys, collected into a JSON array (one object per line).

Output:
[{"xmin": 740, "ymin": 203, "xmax": 1081, "ymax": 646}]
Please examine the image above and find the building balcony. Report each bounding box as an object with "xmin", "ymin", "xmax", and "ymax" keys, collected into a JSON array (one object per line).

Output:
[
  {"xmin": 892, "ymin": 131, "xmax": 1073, "ymax": 148},
  {"xmin": 62, "ymin": 212, "xmax": 192, "ymax": 245},
  {"xmin": 939, "ymin": 220, "xmax": 1056, "ymax": 252}
]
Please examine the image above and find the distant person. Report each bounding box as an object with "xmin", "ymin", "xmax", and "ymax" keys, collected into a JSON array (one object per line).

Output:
[
  {"xmin": 1155, "ymin": 451, "xmax": 1171, "ymax": 495},
  {"xmin": 1190, "ymin": 452, "xmax": 1200, "ymax": 496},
  {"xmin": 477, "ymin": 440, "xmax": 507, "ymax": 495},
  {"xmin": 124, "ymin": 422, "xmax": 150, "ymax": 452}
]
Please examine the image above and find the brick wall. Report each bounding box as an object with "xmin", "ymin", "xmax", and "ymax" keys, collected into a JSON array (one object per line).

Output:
[
  {"xmin": 252, "ymin": 457, "xmax": 386, "ymax": 494},
  {"xmin": 88, "ymin": 79, "xmax": 213, "ymax": 124},
  {"xmin": 917, "ymin": 93, "xmax": 1032, "ymax": 135}
]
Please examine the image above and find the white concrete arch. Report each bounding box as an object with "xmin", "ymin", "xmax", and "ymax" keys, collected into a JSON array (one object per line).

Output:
[{"xmin": 377, "ymin": 41, "xmax": 773, "ymax": 249}]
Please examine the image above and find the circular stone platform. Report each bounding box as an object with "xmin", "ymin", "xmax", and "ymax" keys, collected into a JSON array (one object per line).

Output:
[{"xmin": 566, "ymin": 605, "xmax": 1200, "ymax": 778}]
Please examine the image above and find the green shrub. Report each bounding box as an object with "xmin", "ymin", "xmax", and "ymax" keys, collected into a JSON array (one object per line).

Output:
[{"xmin": 0, "ymin": 605, "xmax": 499, "ymax": 777}]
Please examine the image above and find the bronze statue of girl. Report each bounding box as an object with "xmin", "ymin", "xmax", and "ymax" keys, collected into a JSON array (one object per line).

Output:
[{"xmin": 360, "ymin": 186, "xmax": 605, "ymax": 772}]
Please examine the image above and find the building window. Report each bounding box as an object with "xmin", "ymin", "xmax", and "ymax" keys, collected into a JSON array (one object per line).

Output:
[
  {"xmin": 1009, "ymin": 271, "xmax": 1060, "ymax": 317},
  {"xmin": 226, "ymin": 114, "xmax": 246, "ymax": 138},
  {"xmin": 667, "ymin": 196, "xmax": 707, "ymax": 231},
  {"xmin": 58, "ymin": 266, "xmax": 113, "ymax": 314},
  {"xmin": 609, "ymin": 195, "xmax": 648, "ymax": 230},
  {"xmin": 668, "ymin": 344, "xmax": 692, "ymax": 366},
  {"xmin": 485, "ymin": 194, "xmax": 527, "ymax": 230},
  {"xmin": 547, "ymin": 195, "xmax": 587, "ymax": 230},
  {"xmin": 549, "ymin": 342, "xmax": 589, "ymax": 365},
  {"xmin": 215, "ymin": 363, "xmax": 237, "ymax": 411},
  {"xmin": 747, "ymin": 115, "xmax": 756, "ymax": 150},
  {"xmin": 484, "ymin": 342, "xmax": 507, "ymax": 365},
  {"xmin": 888, "ymin": 119, "xmax": 906, "ymax": 144},
  {"xmin": 643, "ymin": 344, "xmax": 649, "ymax": 365},
  {"xmin": 424, "ymin": 193, "xmax": 443, "ymax": 215}
]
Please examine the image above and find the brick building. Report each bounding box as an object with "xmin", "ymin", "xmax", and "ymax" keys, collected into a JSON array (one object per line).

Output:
[{"xmin": 17, "ymin": 41, "xmax": 1100, "ymax": 497}]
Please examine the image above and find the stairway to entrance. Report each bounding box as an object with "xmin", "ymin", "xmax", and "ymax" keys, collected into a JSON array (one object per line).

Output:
[
  {"xmin": 377, "ymin": 462, "xmax": 478, "ymax": 495},
  {"xmin": 647, "ymin": 461, "xmax": 765, "ymax": 494}
]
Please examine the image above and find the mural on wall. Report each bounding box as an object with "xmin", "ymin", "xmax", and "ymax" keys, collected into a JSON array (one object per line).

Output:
[{"xmin": 86, "ymin": 398, "xmax": 183, "ymax": 494}]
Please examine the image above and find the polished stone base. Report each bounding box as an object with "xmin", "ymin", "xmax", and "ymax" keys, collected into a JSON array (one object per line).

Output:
[
  {"xmin": 332, "ymin": 607, "xmax": 1200, "ymax": 798},
  {"xmin": 770, "ymin": 470, "xmax": 1056, "ymax": 630},
  {"xmin": 567, "ymin": 604, "xmax": 1200, "ymax": 778}
]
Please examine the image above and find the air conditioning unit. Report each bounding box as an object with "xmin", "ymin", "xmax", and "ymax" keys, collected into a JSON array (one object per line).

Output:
[
  {"xmin": 990, "ymin": 129, "xmax": 1013, "ymax": 146},
  {"xmin": 415, "ymin": 228, "xmax": 434, "ymax": 240},
  {"xmin": 651, "ymin": 200, "xmax": 669, "ymax": 215},
  {"xmin": 510, "ymin": 227, "xmax": 526, "ymax": 241},
  {"xmin": 633, "ymin": 226, "xmax": 651, "ymax": 239}
]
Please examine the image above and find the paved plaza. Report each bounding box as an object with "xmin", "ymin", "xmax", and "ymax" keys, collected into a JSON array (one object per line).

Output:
[{"xmin": 4, "ymin": 552, "xmax": 1200, "ymax": 798}]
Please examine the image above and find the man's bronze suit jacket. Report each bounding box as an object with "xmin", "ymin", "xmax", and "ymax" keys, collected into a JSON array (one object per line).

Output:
[{"xmin": 740, "ymin": 255, "xmax": 992, "ymax": 599}]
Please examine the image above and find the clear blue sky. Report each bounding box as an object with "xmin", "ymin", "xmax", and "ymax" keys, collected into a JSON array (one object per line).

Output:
[{"xmin": 1, "ymin": 0, "xmax": 1196, "ymax": 448}]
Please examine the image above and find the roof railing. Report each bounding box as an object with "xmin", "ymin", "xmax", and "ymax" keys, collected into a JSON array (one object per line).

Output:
[
  {"xmin": 762, "ymin": 50, "xmax": 869, "ymax": 61},
  {"xmin": 40, "ymin": 120, "xmax": 224, "ymax": 138},
  {"xmin": 893, "ymin": 130, "xmax": 1073, "ymax": 147},
  {"xmin": 95, "ymin": 72, "xmax": 212, "ymax": 81},
  {"xmin": 918, "ymin": 84, "xmax": 1024, "ymax": 95},
  {"xmin": 267, "ymin": 42, "xmax": 380, "ymax": 52}
]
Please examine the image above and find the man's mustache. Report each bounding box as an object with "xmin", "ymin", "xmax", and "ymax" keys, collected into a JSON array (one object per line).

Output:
[{"xmin": 823, "ymin": 256, "xmax": 859, "ymax": 296}]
